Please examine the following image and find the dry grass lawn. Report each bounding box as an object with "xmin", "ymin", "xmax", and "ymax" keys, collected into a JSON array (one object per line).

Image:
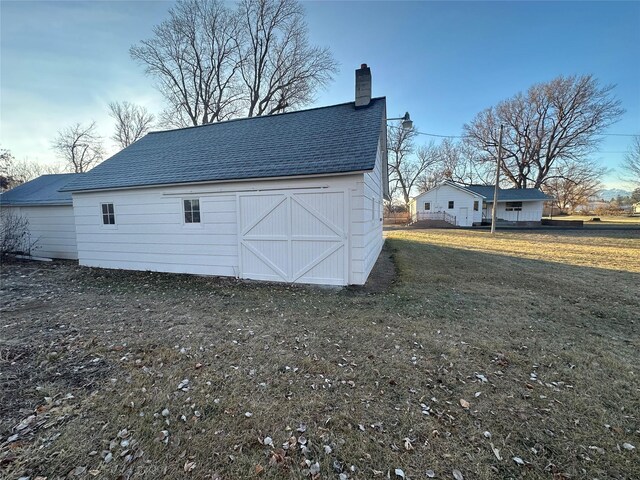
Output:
[{"xmin": 1, "ymin": 228, "xmax": 639, "ymax": 480}]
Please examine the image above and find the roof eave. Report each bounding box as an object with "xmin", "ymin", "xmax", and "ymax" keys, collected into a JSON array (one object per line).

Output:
[
  {"xmin": 0, "ymin": 202, "xmax": 73, "ymax": 207},
  {"xmin": 64, "ymin": 169, "xmax": 374, "ymax": 194},
  {"xmin": 486, "ymin": 198, "xmax": 551, "ymax": 202}
]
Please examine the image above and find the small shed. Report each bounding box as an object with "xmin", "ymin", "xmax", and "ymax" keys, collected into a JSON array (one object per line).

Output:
[
  {"xmin": 61, "ymin": 66, "xmax": 388, "ymax": 286},
  {"xmin": 0, "ymin": 174, "xmax": 81, "ymax": 259}
]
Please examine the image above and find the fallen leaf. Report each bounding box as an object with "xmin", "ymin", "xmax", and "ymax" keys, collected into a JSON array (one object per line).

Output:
[
  {"xmin": 426, "ymin": 469, "xmax": 436, "ymax": 478},
  {"xmin": 453, "ymin": 469, "xmax": 464, "ymax": 480},
  {"xmin": 403, "ymin": 438, "xmax": 414, "ymax": 451},
  {"xmin": 490, "ymin": 443, "xmax": 502, "ymax": 461},
  {"xmin": 622, "ymin": 443, "xmax": 635, "ymax": 451},
  {"xmin": 184, "ymin": 461, "xmax": 196, "ymax": 472},
  {"xmin": 394, "ymin": 468, "xmax": 405, "ymax": 478},
  {"xmin": 459, "ymin": 399, "xmax": 470, "ymax": 409},
  {"xmin": 70, "ymin": 466, "xmax": 86, "ymax": 476},
  {"xmin": 513, "ymin": 457, "xmax": 525, "ymax": 465},
  {"xmin": 255, "ymin": 464, "xmax": 264, "ymax": 475}
]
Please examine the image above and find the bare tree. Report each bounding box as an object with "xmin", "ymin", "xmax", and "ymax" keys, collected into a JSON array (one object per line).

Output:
[
  {"xmin": 542, "ymin": 158, "xmax": 607, "ymax": 212},
  {"xmin": 437, "ymin": 138, "xmax": 492, "ymax": 186},
  {"xmin": 0, "ymin": 148, "xmax": 15, "ymax": 190},
  {"xmin": 387, "ymin": 123, "xmax": 442, "ymax": 207},
  {"xmin": 131, "ymin": 0, "xmax": 242, "ymax": 127},
  {"xmin": 130, "ymin": 0, "xmax": 337, "ymax": 126},
  {"xmin": 9, "ymin": 160, "xmax": 63, "ymax": 185},
  {"xmin": 109, "ymin": 101, "xmax": 156, "ymax": 148},
  {"xmin": 620, "ymin": 135, "xmax": 640, "ymax": 185},
  {"xmin": 52, "ymin": 122, "xmax": 105, "ymax": 173},
  {"xmin": 1, "ymin": 148, "xmax": 63, "ymax": 190},
  {"xmin": 0, "ymin": 210, "xmax": 37, "ymax": 257},
  {"xmin": 464, "ymin": 75, "xmax": 624, "ymax": 189},
  {"xmin": 237, "ymin": 0, "xmax": 338, "ymax": 117}
]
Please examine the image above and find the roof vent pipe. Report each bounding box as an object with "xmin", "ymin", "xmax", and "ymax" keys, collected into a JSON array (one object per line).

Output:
[{"xmin": 355, "ymin": 64, "xmax": 371, "ymax": 107}]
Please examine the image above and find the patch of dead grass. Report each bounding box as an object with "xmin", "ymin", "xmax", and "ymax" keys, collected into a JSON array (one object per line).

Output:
[{"xmin": 1, "ymin": 230, "xmax": 638, "ymax": 479}]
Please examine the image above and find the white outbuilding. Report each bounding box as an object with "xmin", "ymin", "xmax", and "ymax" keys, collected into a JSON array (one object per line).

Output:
[
  {"xmin": 61, "ymin": 65, "xmax": 389, "ymax": 286},
  {"xmin": 0, "ymin": 174, "xmax": 81, "ymax": 259},
  {"xmin": 409, "ymin": 180, "xmax": 551, "ymax": 226}
]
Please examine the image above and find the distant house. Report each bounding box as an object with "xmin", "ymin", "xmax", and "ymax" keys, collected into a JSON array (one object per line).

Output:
[
  {"xmin": 409, "ymin": 180, "xmax": 551, "ymax": 227},
  {"xmin": 58, "ymin": 65, "xmax": 388, "ymax": 286},
  {"xmin": 0, "ymin": 174, "xmax": 81, "ymax": 259},
  {"xmin": 633, "ymin": 202, "xmax": 640, "ymax": 215}
]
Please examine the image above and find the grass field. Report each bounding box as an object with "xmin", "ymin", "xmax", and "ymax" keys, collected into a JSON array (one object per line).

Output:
[{"xmin": 1, "ymin": 229, "xmax": 639, "ymax": 479}]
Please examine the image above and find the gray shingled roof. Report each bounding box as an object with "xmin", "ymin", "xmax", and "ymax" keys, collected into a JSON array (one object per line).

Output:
[
  {"xmin": 0, "ymin": 174, "xmax": 83, "ymax": 206},
  {"xmin": 464, "ymin": 184, "xmax": 552, "ymax": 202},
  {"xmin": 62, "ymin": 98, "xmax": 386, "ymax": 192}
]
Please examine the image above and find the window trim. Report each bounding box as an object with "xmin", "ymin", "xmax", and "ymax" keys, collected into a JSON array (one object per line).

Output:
[
  {"xmin": 505, "ymin": 201, "xmax": 523, "ymax": 211},
  {"xmin": 448, "ymin": 200, "xmax": 455, "ymax": 209},
  {"xmin": 424, "ymin": 202, "xmax": 431, "ymax": 211},
  {"xmin": 473, "ymin": 200, "xmax": 479, "ymax": 212},
  {"xmin": 182, "ymin": 198, "xmax": 202, "ymax": 225},
  {"xmin": 100, "ymin": 202, "xmax": 116, "ymax": 228}
]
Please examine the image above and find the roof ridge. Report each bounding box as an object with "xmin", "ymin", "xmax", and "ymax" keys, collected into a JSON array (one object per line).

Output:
[
  {"xmin": 148, "ymin": 97, "xmax": 387, "ymax": 135},
  {"xmin": 38, "ymin": 173, "xmax": 82, "ymax": 177}
]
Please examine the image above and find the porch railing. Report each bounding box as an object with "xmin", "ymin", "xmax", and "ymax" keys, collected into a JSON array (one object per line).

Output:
[{"xmin": 411, "ymin": 211, "xmax": 457, "ymax": 226}]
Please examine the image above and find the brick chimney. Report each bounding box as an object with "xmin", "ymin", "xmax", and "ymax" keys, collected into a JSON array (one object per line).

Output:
[{"xmin": 355, "ymin": 64, "xmax": 371, "ymax": 107}]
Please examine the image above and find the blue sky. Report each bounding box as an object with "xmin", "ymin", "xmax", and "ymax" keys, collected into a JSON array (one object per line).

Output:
[{"xmin": 1, "ymin": 1, "xmax": 639, "ymax": 188}]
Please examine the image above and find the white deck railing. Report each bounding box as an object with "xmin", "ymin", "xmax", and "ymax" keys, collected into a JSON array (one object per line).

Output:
[{"xmin": 411, "ymin": 211, "xmax": 457, "ymax": 226}]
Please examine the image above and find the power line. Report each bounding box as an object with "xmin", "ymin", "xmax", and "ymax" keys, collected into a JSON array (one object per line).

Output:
[{"xmin": 409, "ymin": 129, "xmax": 638, "ymax": 139}]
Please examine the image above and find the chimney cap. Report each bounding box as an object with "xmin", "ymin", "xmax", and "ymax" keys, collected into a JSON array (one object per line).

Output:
[{"xmin": 360, "ymin": 63, "xmax": 368, "ymax": 69}]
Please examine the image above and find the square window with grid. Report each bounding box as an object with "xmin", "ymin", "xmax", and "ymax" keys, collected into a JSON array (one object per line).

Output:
[
  {"xmin": 183, "ymin": 199, "xmax": 201, "ymax": 223},
  {"xmin": 101, "ymin": 203, "xmax": 115, "ymax": 225},
  {"xmin": 448, "ymin": 201, "xmax": 454, "ymax": 209}
]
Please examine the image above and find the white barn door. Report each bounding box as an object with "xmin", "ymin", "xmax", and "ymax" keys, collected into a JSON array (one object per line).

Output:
[{"xmin": 238, "ymin": 190, "xmax": 348, "ymax": 285}]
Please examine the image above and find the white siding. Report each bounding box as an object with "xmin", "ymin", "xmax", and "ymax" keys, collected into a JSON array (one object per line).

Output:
[
  {"xmin": 72, "ymin": 173, "xmax": 381, "ymax": 285},
  {"xmin": 412, "ymin": 184, "xmax": 483, "ymax": 226},
  {"xmin": 351, "ymin": 138, "xmax": 385, "ymax": 284},
  {"xmin": 484, "ymin": 200, "xmax": 544, "ymax": 222},
  {"xmin": 1, "ymin": 205, "xmax": 78, "ymax": 259}
]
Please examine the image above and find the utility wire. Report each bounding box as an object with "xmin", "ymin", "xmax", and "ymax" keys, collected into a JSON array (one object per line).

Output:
[{"xmin": 409, "ymin": 130, "xmax": 638, "ymax": 139}]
